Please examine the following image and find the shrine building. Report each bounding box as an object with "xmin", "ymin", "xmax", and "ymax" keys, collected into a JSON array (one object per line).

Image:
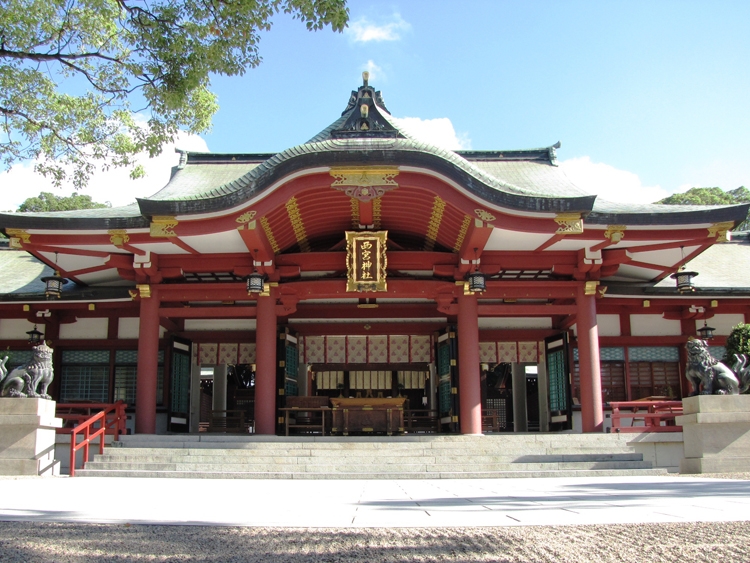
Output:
[{"xmin": 0, "ymin": 74, "xmax": 748, "ymax": 437}]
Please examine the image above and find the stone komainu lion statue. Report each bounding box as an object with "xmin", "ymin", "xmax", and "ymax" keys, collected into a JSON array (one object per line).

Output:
[
  {"xmin": 0, "ymin": 342, "xmax": 55, "ymax": 399},
  {"xmin": 685, "ymin": 338, "xmax": 750, "ymax": 396}
]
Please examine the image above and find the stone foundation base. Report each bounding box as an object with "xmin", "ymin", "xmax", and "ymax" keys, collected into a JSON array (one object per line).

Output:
[
  {"xmin": 677, "ymin": 395, "xmax": 750, "ymax": 474},
  {"xmin": 0, "ymin": 398, "xmax": 62, "ymax": 476}
]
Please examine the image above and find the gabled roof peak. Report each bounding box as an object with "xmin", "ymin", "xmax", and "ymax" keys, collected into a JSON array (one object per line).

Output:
[
  {"xmin": 332, "ymin": 72, "xmax": 403, "ymax": 140},
  {"xmin": 340, "ymin": 71, "xmax": 391, "ymax": 115}
]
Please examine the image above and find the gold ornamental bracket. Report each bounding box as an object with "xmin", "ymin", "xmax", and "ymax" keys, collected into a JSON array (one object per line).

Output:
[
  {"xmin": 108, "ymin": 229, "xmax": 130, "ymax": 246},
  {"xmin": 235, "ymin": 210, "xmax": 257, "ymax": 230},
  {"xmin": 6, "ymin": 228, "xmax": 30, "ymax": 248},
  {"xmin": 708, "ymin": 221, "xmax": 734, "ymax": 243},
  {"xmin": 604, "ymin": 225, "xmax": 626, "ymax": 243},
  {"xmin": 555, "ymin": 213, "xmax": 584, "ymax": 235},
  {"xmin": 150, "ymin": 216, "xmax": 178, "ymax": 237},
  {"xmin": 330, "ymin": 167, "xmax": 399, "ymax": 202},
  {"xmin": 346, "ymin": 230, "xmax": 388, "ymax": 292}
]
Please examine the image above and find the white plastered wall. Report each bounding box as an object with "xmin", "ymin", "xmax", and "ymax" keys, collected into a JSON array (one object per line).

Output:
[
  {"xmin": 59, "ymin": 318, "xmax": 109, "ymax": 340},
  {"xmin": 630, "ymin": 315, "xmax": 682, "ymax": 337},
  {"xmin": 596, "ymin": 314, "xmax": 621, "ymax": 337},
  {"xmin": 0, "ymin": 319, "xmax": 37, "ymax": 339},
  {"xmin": 695, "ymin": 314, "xmax": 746, "ymax": 336}
]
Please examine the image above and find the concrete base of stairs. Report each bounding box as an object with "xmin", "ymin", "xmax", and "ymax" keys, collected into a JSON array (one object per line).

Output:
[{"xmin": 76, "ymin": 433, "xmax": 672, "ymax": 479}]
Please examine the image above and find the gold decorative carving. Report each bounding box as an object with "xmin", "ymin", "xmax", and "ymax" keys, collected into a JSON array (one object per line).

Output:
[
  {"xmin": 584, "ymin": 280, "xmax": 599, "ymax": 296},
  {"xmin": 474, "ymin": 209, "xmax": 496, "ymax": 223},
  {"xmin": 555, "ymin": 213, "xmax": 584, "ymax": 234},
  {"xmin": 150, "ymin": 216, "xmax": 178, "ymax": 237},
  {"xmin": 708, "ymin": 221, "xmax": 734, "ymax": 242},
  {"xmin": 6, "ymin": 228, "xmax": 30, "ymax": 247},
  {"xmin": 424, "ymin": 196, "xmax": 446, "ymax": 251},
  {"xmin": 136, "ymin": 284, "xmax": 151, "ymax": 298},
  {"xmin": 453, "ymin": 215, "xmax": 472, "ymax": 253},
  {"xmin": 260, "ymin": 216, "xmax": 280, "ymax": 254},
  {"xmin": 128, "ymin": 290, "xmax": 138, "ymax": 300},
  {"xmin": 604, "ymin": 225, "xmax": 626, "ymax": 243},
  {"xmin": 330, "ymin": 167, "xmax": 399, "ymax": 202},
  {"xmin": 372, "ymin": 197, "xmax": 382, "ymax": 229},
  {"xmin": 285, "ymin": 197, "xmax": 310, "ymax": 252},
  {"xmin": 350, "ymin": 198, "xmax": 360, "ymax": 228},
  {"xmin": 108, "ymin": 229, "xmax": 129, "ymax": 246},
  {"xmin": 346, "ymin": 231, "xmax": 388, "ymax": 292},
  {"xmin": 236, "ymin": 210, "xmax": 257, "ymax": 228}
]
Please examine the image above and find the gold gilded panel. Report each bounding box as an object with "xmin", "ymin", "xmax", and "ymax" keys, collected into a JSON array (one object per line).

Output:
[{"xmin": 346, "ymin": 231, "xmax": 388, "ymax": 292}]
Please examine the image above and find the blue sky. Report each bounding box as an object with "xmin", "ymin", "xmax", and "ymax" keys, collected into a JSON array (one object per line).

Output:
[{"xmin": 5, "ymin": 0, "xmax": 750, "ymax": 209}]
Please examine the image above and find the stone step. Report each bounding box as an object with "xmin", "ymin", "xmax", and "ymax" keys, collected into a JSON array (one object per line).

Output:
[
  {"xmin": 115, "ymin": 434, "xmax": 635, "ymax": 446},
  {"xmin": 95, "ymin": 452, "xmax": 644, "ymax": 465},
  {"xmin": 79, "ymin": 434, "xmax": 663, "ymax": 480},
  {"xmin": 76, "ymin": 467, "xmax": 669, "ymax": 480},
  {"xmin": 83, "ymin": 459, "xmax": 655, "ymax": 472}
]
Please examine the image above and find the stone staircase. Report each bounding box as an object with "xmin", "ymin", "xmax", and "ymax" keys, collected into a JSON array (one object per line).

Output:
[{"xmin": 75, "ymin": 433, "xmax": 670, "ymax": 479}]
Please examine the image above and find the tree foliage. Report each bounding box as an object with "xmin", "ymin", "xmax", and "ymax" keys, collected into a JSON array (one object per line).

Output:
[
  {"xmin": 726, "ymin": 323, "xmax": 750, "ymax": 363},
  {"xmin": 0, "ymin": 0, "xmax": 349, "ymax": 188},
  {"xmin": 656, "ymin": 186, "xmax": 750, "ymax": 230},
  {"xmin": 18, "ymin": 191, "xmax": 111, "ymax": 212}
]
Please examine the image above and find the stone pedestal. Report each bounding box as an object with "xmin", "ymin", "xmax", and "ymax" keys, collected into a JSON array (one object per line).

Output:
[
  {"xmin": 0, "ymin": 398, "xmax": 62, "ymax": 476},
  {"xmin": 677, "ymin": 395, "xmax": 750, "ymax": 474}
]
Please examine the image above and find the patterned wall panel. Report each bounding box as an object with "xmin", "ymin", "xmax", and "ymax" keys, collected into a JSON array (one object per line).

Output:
[
  {"xmin": 479, "ymin": 342, "xmax": 498, "ymax": 363},
  {"xmin": 238, "ymin": 343, "xmax": 256, "ymax": 364},
  {"xmin": 305, "ymin": 336, "xmax": 325, "ymax": 363},
  {"xmin": 326, "ymin": 336, "xmax": 346, "ymax": 363},
  {"xmin": 191, "ymin": 344, "xmax": 198, "ymax": 365},
  {"xmin": 600, "ymin": 347, "xmax": 625, "ymax": 361},
  {"xmin": 518, "ymin": 341, "xmax": 538, "ymax": 363},
  {"xmin": 497, "ymin": 342, "xmax": 518, "ymax": 363},
  {"xmin": 218, "ymin": 343, "xmax": 238, "ymax": 365},
  {"xmin": 347, "ymin": 336, "xmax": 368, "ymax": 364},
  {"xmin": 389, "ymin": 335, "xmax": 410, "ymax": 363},
  {"xmin": 199, "ymin": 343, "xmax": 218, "ymax": 365},
  {"xmin": 538, "ymin": 341, "xmax": 545, "ymax": 363},
  {"xmin": 410, "ymin": 335, "xmax": 432, "ymax": 363},
  {"xmin": 629, "ymin": 347, "xmax": 679, "ymax": 362},
  {"xmin": 369, "ymin": 336, "xmax": 388, "ymax": 363}
]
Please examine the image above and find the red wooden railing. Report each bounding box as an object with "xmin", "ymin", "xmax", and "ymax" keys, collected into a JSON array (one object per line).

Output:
[
  {"xmin": 56, "ymin": 401, "xmax": 128, "ymax": 477},
  {"xmin": 608, "ymin": 400, "xmax": 683, "ymax": 433}
]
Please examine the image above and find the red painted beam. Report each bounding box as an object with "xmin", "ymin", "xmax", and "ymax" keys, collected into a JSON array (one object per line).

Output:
[
  {"xmin": 159, "ymin": 306, "xmax": 257, "ymax": 319},
  {"xmin": 477, "ymin": 304, "xmax": 577, "ymax": 316}
]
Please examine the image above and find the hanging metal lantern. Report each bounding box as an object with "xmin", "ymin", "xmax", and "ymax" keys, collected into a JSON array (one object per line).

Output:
[
  {"xmin": 41, "ymin": 271, "xmax": 66, "ymax": 299},
  {"xmin": 670, "ymin": 269, "xmax": 698, "ymax": 293},
  {"xmin": 246, "ymin": 272, "xmax": 265, "ymax": 294},
  {"xmin": 467, "ymin": 270, "xmax": 486, "ymax": 292},
  {"xmin": 697, "ymin": 321, "xmax": 715, "ymax": 340},
  {"xmin": 26, "ymin": 325, "xmax": 44, "ymax": 344}
]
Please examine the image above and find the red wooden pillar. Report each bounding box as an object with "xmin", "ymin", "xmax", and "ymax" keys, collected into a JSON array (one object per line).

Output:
[
  {"xmin": 576, "ymin": 283, "xmax": 603, "ymax": 432},
  {"xmin": 458, "ymin": 291, "xmax": 482, "ymax": 435},
  {"xmin": 255, "ymin": 294, "xmax": 277, "ymax": 435},
  {"xmin": 135, "ymin": 287, "xmax": 159, "ymax": 434}
]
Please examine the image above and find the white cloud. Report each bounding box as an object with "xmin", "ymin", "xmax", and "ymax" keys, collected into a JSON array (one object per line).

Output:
[
  {"xmin": 391, "ymin": 117, "xmax": 472, "ymax": 151},
  {"xmin": 1, "ymin": 132, "xmax": 209, "ymax": 211},
  {"xmin": 364, "ymin": 60, "xmax": 384, "ymax": 83},
  {"xmin": 559, "ymin": 156, "xmax": 672, "ymax": 204},
  {"xmin": 346, "ymin": 14, "xmax": 410, "ymax": 42}
]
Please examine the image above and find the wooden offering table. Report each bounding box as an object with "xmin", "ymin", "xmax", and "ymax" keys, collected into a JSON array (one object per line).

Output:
[{"xmin": 330, "ymin": 397, "xmax": 406, "ymax": 436}]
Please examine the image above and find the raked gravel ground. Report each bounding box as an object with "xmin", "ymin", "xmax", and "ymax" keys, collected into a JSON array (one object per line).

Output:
[
  {"xmin": 1, "ymin": 520, "xmax": 749, "ymax": 562},
  {"xmin": 2, "ymin": 473, "xmax": 750, "ymax": 562}
]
